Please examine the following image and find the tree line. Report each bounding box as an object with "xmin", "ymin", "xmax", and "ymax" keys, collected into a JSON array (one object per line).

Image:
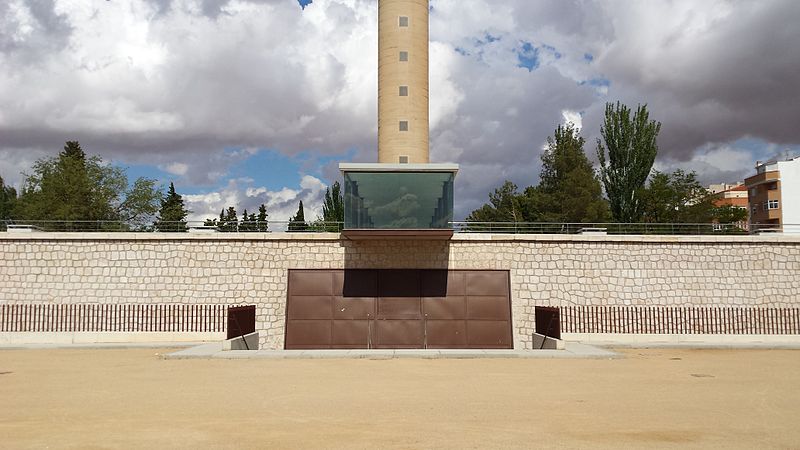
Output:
[
  {"xmin": 0, "ymin": 140, "xmax": 347, "ymax": 233},
  {"xmin": 0, "ymin": 141, "xmax": 187, "ymax": 231},
  {"xmin": 467, "ymin": 102, "xmax": 747, "ymax": 226}
]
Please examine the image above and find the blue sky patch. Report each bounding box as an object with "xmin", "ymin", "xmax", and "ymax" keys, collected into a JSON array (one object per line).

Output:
[
  {"xmin": 516, "ymin": 41, "xmax": 540, "ymax": 71},
  {"xmin": 298, "ymin": 0, "xmax": 312, "ymax": 10},
  {"xmin": 584, "ymin": 53, "xmax": 594, "ymax": 62},
  {"xmin": 121, "ymin": 147, "xmax": 346, "ymax": 197}
]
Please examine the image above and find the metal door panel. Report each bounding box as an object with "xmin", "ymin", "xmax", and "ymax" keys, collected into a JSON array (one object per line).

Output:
[
  {"xmin": 467, "ymin": 296, "xmax": 511, "ymax": 320},
  {"xmin": 287, "ymin": 269, "xmax": 512, "ymax": 350},
  {"xmin": 374, "ymin": 320, "xmax": 424, "ymax": 348},
  {"xmin": 287, "ymin": 296, "xmax": 333, "ymax": 320},
  {"xmin": 340, "ymin": 270, "xmax": 378, "ymax": 297},
  {"xmin": 378, "ymin": 297, "xmax": 422, "ymax": 319},
  {"xmin": 467, "ymin": 321, "xmax": 513, "ymax": 348},
  {"xmin": 334, "ymin": 296, "xmax": 376, "ymax": 320},
  {"xmin": 289, "ymin": 271, "xmax": 334, "ymax": 296},
  {"xmin": 421, "ymin": 270, "xmax": 466, "ymax": 297},
  {"xmin": 332, "ymin": 320, "xmax": 370, "ymax": 348},
  {"xmin": 285, "ymin": 320, "xmax": 332, "ymax": 349},
  {"xmin": 422, "ymin": 296, "xmax": 467, "ymax": 319},
  {"xmin": 425, "ymin": 320, "xmax": 468, "ymax": 348},
  {"xmin": 466, "ymin": 271, "xmax": 509, "ymax": 296},
  {"xmin": 378, "ymin": 269, "xmax": 420, "ymax": 297}
]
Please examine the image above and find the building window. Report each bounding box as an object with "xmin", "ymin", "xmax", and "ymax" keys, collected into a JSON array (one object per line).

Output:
[
  {"xmin": 399, "ymin": 16, "xmax": 409, "ymax": 27},
  {"xmin": 768, "ymin": 182, "xmax": 778, "ymax": 190},
  {"xmin": 399, "ymin": 121, "xmax": 409, "ymax": 131},
  {"xmin": 399, "ymin": 51, "xmax": 408, "ymax": 62},
  {"xmin": 399, "ymin": 155, "xmax": 409, "ymax": 164},
  {"xmin": 749, "ymin": 188, "xmax": 757, "ymax": 197},
  {"xmin": 769, "ymin": 200, "xmax": 780, "ymax": 210},
  {"xmin": 399, "ymin": 86, "xmax": 408, "ymax": 96},
  {"xmin": 752, "ymin": 206, "xmax": 757, "ymax": 214}
]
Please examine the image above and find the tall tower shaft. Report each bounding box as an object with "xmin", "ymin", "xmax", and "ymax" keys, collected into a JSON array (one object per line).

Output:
[{"xmin": 378, "ymin": 0, "xmax": 429, "ymax": 164}]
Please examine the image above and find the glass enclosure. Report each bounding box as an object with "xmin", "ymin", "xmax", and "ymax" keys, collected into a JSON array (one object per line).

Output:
[{"xmin": 344, "ymin": 171, "xmax": 454, "ymax": 229}]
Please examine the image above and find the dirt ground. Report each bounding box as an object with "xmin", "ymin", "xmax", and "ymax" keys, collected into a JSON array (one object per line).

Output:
[{"xmin": 1, "ymin": 348, "xmax": 799, "ymax": 449}]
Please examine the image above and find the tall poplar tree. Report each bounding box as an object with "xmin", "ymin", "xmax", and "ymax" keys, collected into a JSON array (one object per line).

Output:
[
  {"xmin": 597, "ymin": 102, "xmax": 661, "ymax": 223},
  {"xmin": 321, "ymin": 181, "xmax": 344, "ymax": 231}
]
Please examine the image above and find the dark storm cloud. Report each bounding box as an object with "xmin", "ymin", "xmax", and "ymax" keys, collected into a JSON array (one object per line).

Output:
[{"xmin": 0, "ymin": 0, "xmax": 72, "ymax": 56}]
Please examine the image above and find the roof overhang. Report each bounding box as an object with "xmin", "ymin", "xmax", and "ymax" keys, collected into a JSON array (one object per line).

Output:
[
  {"xmin": 341, "ymin": 229, "xmax": 454, "ymax": 241},
  {"xmin": 339, "ymin": 163, "xmax": 459, "ymax": 174}
]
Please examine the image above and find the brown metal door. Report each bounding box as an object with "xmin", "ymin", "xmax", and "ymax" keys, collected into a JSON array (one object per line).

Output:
[{"xmin": 286, "ymin": 269, "xmax": 512, "ymax": 350}]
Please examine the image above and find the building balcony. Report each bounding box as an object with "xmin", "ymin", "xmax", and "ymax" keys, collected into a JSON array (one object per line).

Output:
[{"xmin": 745, "ymin": 170, "xmax": 780, "ymax": 187}]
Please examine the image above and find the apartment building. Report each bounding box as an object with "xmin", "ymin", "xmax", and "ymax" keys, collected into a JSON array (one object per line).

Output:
[{"xmin": 745, "ymin": 156, "xmax": 800, "ymax": 232}]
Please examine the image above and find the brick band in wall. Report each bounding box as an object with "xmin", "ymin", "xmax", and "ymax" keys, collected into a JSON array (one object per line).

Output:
[
  {"xmin": 559, "ymin": 306, "xmax": 800, "ymax": 335},
  {"xmin": 0, "ymin": 304, "xmax": 227, "ymax": 333}
]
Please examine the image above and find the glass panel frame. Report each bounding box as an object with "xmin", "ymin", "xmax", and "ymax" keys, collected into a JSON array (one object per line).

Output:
[{"xmin": 344, "ymin": 171, "xmax": 455, "ymax": 230}]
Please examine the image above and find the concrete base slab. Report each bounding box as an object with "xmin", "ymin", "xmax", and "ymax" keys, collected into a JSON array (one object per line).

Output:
[
  {"xmin": 222, "ymin": 332, "xmax": 259, "ymax": 351},
  {"xmin": 163, "ymin": 342, "xmax": 620, "ymax": 360},
  {"xmin": 0, "ymin": 332, "xmax": 225, "ymax": 346},
  {"xmin": 564, "ymin": 333, "xmax": 800, "ymax": 349}
]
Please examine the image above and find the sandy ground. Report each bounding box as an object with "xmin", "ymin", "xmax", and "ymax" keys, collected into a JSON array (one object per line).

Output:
[{"xmin": 0, "ymin": 348, "xmax": 799, "ymax": 449}]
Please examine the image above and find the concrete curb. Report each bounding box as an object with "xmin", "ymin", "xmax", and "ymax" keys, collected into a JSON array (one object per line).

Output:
[
  {"xmin": 0, "ymin": 341, "xmax": 211, "ymax": 350},
  {"xmin": 162, "ymin": 342, "xmax": 621, "ymax": 360}
]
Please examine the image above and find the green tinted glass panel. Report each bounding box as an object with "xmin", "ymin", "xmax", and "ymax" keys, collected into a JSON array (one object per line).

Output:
[{"xmin": 344, "ymin": 172, "xmax": 454, "ymax": 229}]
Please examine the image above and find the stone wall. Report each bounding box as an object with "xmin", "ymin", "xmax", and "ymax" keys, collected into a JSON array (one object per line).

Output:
[{"xmin": 1, "ymin": 233, "xmax": 799, "ymax": 349}]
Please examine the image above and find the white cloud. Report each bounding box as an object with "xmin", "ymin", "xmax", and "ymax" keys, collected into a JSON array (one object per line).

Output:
[
  {"xmin": 160, "ymin": 162, "xmax": 189, "ymax": 176},
  {"xmin": 561, "ymin": 110, "xmax": 582, "ymax": 130},
  {"xmin": 184, "ymin": 174, "xmax": 328, "ymax": 229}
]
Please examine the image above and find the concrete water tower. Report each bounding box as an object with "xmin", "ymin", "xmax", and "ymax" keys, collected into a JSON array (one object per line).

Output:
[
  {"xmin": 340, "ymin": 0, "xmax": 458, "ymax": 238},
  {"xmin": 378, "ymin": 0, "xmax": 429, "ymax": 164}
]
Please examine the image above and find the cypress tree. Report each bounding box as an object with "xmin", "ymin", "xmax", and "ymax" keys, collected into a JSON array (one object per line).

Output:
[
  {"xmin": 257, "ymin": 204, "xmax": 269, "ymax": 232},
  {"xmin": 154, "ymin": 182, "xmax": 189, "ymax": 231},
  {"xmin": 288, "ymin": 200, "xmax": 308, "ymax": 231},
  {"xmin": 322, "ymin": 181, "xmax": 344, "ymax": 230}
]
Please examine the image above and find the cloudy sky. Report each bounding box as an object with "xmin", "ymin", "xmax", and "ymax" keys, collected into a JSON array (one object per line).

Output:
[{"xmin": 2, "ymin": 0, "xmax": 799, "ymax": 223}]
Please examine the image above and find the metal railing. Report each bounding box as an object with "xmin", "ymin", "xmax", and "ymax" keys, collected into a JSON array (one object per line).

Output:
[
  {"xmin": 1, "ymin": 219, "xmax": 795, "ymax": 235},
  {"xmin": 0, "ymin": 220, "xmax": 344, "ymax": 233},
  {"xmin": 450, "ymin": 222, "xmax": 758, "ymax": 235}
]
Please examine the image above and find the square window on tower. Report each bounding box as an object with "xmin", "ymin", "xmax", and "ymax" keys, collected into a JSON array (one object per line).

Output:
[
  {"xmin": 399, "ymin": 51, "xmax": 408, "ymax": 62},
  {"xmin": 399, "ymin": 121, "xmax": 409, "ymax": 131},
  {"xmin": 399, "ymin": 86, "xmax": 408, "ymax": 96},
  {"xmin": 399, "ymin": 16, "xmax": 409, "ymax": 27}
]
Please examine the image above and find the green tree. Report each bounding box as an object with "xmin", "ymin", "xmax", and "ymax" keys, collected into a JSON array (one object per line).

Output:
[
  {"xmin": 323, "ymin": 182, "xmax": 344, "ymax": 221},
  {"xmin": 534, "ymin": 124, "xmax": 609, "ymax": 223},
  {"xmin": 0, "ymin": 175, "xmax": 17, "ymax": 227},
  {"xmin": 288, "ymin": 200, "xmax": 308, "ymax": 231},
  {"xmin": 640, "ymin": 170, "xmax": 716, "ymax": 223},
  {"xmin": 466, "ymin": 181, "xmax": 525, "ymax": 230},
  {"xmin": 319, "ymin": 181, "xmax": 344, "ymax": 231},
  {"xmin": 711, "ymin": 204, "xmax": 749, "ymax": 226},
  {"xmin": 220, "ymin": 206, "xmax": 238, "ymax": 232},
  {"xmin": 597, "ymin": 102, "xmax": 661, "ymax": 223},
  {"xmin": 0, "ymin": 175, "xmax": 17, "ymax": 216},
  {"xmin": 241, "ymin": 209, "xmax": 250, "ymax": 232},
  {"xmin": 154, "ymin": 182, "xmax": 189, "ymax": 231},
  {"xmin": 256, "ymin": 204, "xmax": 269, "ymax": 232},
  {"xmin": 15, "ymin": 141, "xmax": 161, "ymax": 230}
]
